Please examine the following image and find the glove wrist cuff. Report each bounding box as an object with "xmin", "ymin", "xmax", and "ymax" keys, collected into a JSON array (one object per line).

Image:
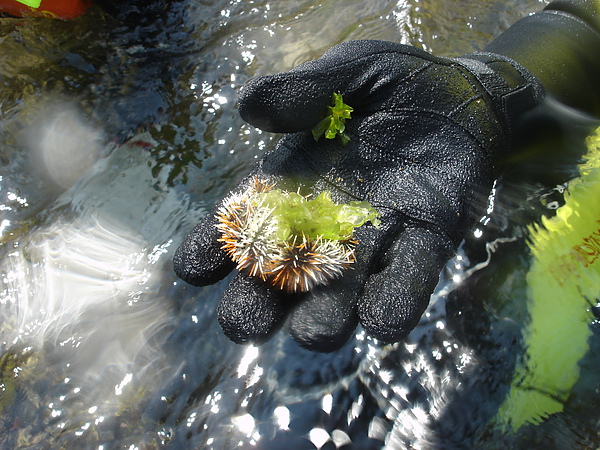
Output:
[{"xmin": 454, "ymin": 52, "xmax": 544, "ymax": 128}]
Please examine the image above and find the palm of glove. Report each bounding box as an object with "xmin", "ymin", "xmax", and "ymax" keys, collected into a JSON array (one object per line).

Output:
[{"xmin": 174, "ymin": 40, "xmax": 541, "ymax": 352}]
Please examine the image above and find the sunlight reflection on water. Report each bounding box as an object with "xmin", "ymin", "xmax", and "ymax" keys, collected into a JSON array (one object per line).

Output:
[{"xmin": 0, "ymin": 132, "xmax": 206, "ymax": 446}]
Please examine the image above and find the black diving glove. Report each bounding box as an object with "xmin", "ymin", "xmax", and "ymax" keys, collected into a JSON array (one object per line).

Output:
[{"xmin": 174, "ymin": 40, "xmax": 543, "ymax": 352}]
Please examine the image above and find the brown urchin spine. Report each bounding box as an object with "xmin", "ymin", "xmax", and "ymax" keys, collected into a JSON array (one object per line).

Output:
[{"xmin": 266, "ymin": 236, "xmax": 356, "ymax": 292}]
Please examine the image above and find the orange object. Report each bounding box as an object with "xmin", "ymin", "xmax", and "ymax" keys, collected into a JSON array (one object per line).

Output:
[{"xmin": 0, "ymin": 0, "xmax": 92, "ymax": 19}]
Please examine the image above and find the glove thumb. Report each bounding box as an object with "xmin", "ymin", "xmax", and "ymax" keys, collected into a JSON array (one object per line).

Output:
[
  {"xmin": 238, "ymin": 71, "xmax": 333, "ymax": 133},
  {"xmin": 238, "ymin": 40, "xmax": 427, "ymax": 133}
]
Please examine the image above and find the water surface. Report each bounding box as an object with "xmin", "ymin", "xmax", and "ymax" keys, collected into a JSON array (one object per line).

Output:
[{"xmin": 2, "ymin": 0, "xmax": 599, "ymax": 448}]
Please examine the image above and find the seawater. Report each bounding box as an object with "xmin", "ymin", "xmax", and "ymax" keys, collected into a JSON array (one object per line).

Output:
[{"xmin": 2, "ymin": 0, "xmax": 599, "ymax": 448}]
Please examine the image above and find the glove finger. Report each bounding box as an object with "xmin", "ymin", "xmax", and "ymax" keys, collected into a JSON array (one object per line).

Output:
[
  {"xmin": 238, "ymin": 40, "xmax": 431, "ymax": 133},
  {"xmin": 287, "ymin": 221, "xmax": 390, "ymax": 352},
  {"xmin": 288, "ymin": 275, "xmax": 361, "ymax": 353},
  {"xmin": 173, "ymin": 206, "xmax": 234, "ymax": 287},
  {"xmin": 217, "ymin": 273, "xmax": 289, "ymax": 345},
  {"xmin": 359, "ymin": 227, "xmax": 454, "ymax": 344}
]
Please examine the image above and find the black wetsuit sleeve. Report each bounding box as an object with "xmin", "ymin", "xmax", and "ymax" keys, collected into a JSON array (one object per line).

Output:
[{"xmin": 484, "ymin": 0, "xmax": 600, "ymax": 117}]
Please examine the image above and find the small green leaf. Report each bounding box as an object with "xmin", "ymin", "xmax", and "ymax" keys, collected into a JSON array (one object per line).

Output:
[{"xmin": 312, "ymin": 92, "xmax": 353, "ymax": 145}]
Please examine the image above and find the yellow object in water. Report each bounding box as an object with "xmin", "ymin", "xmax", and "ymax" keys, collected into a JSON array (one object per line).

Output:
[
  {"xmin": 0, "ymin": 351, "xmax": 19, "ymax": 416},
  {"xmin": 495, "ymin": 127, "xmax": 600, "ymax": 431}
]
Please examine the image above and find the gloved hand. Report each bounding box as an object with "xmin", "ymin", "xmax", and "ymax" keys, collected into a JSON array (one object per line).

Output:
[{"xmin": 174, "ymin": 40, "xmax": 543, "ymax": 352}]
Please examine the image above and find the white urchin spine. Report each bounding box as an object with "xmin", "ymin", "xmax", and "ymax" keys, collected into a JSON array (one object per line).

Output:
[{"xmin": 216, "ymin": 188, "xmax": 279, "ymax": 278}]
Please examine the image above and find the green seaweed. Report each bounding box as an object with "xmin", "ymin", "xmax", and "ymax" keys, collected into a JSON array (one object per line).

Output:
[
  {"xmin": 312, "ymin": 92, "xmax": 353, "ymax": 145},
  {"xmin": 258, "ymin": 189, "xmax": 380, "ymax": 242}
]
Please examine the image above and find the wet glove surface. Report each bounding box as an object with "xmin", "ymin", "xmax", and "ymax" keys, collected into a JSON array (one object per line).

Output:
[{"xmin": 174, "ymin": 40, "xmax": 543, "ymax": 352}]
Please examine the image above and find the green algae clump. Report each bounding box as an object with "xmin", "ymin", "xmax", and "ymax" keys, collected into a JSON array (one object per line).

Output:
[{"xmin": 258, "ymin": 189, "xmax": 380, "ymax": 242}]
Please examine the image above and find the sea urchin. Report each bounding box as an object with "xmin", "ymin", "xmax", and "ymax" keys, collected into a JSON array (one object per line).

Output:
[{"xmin": 215, "ymin": 177, "xmax": 380, "ymax": 293}]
